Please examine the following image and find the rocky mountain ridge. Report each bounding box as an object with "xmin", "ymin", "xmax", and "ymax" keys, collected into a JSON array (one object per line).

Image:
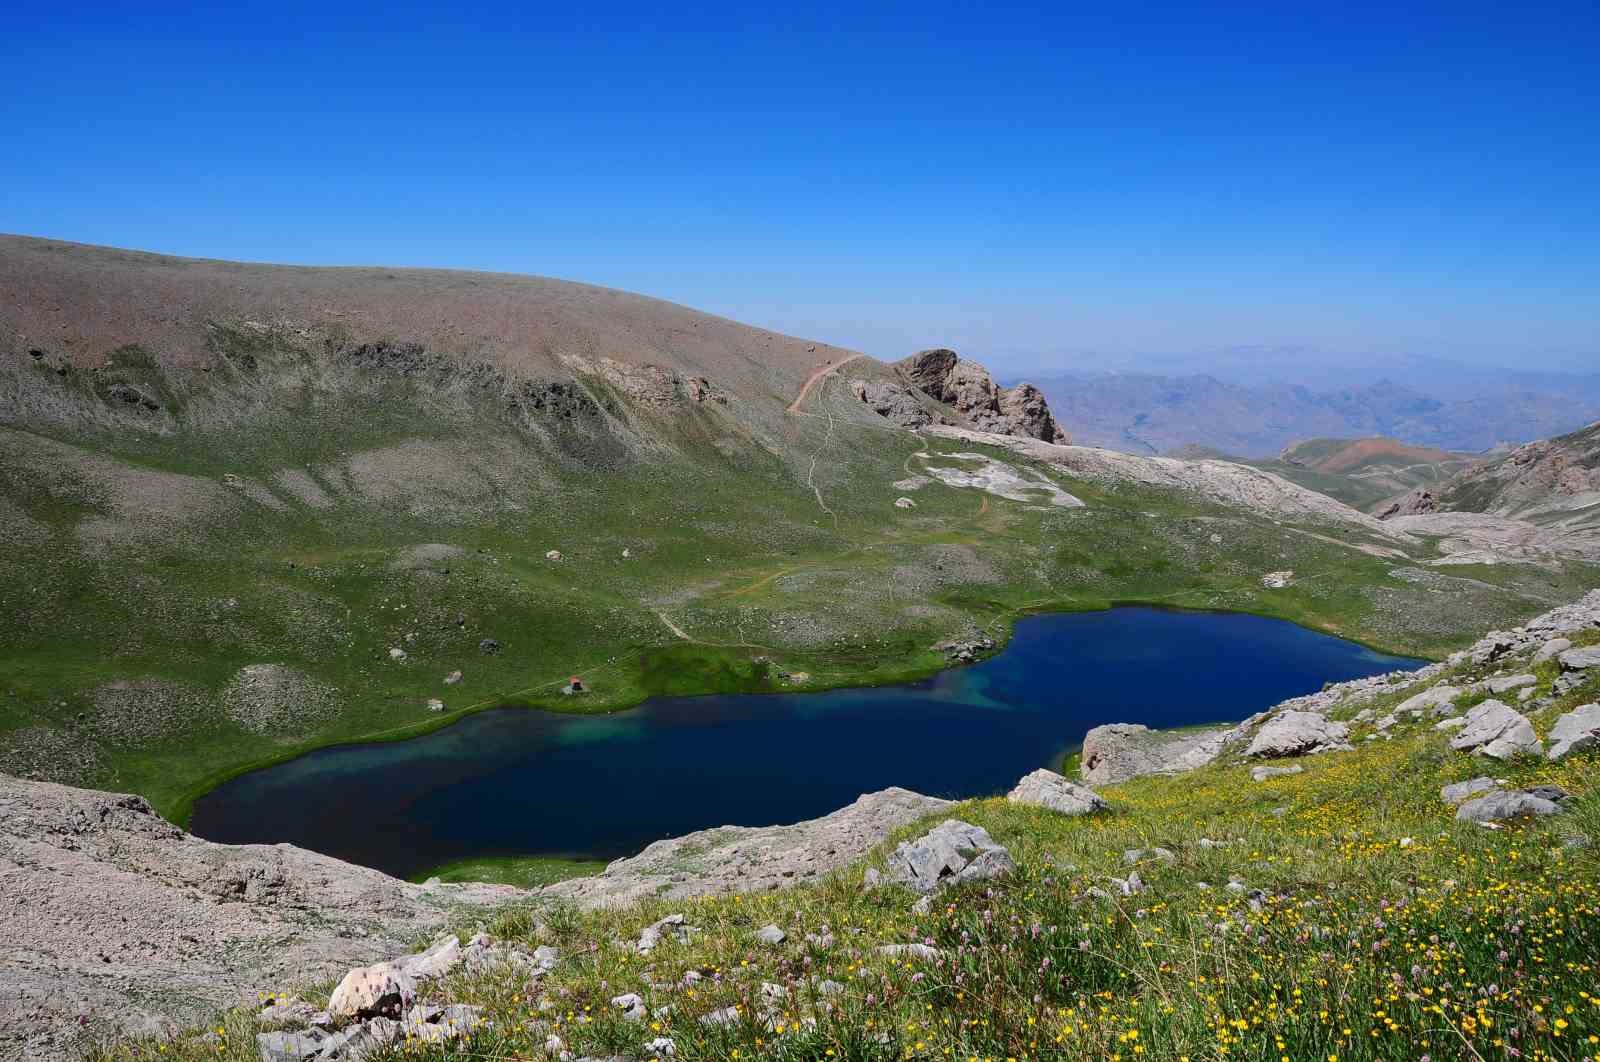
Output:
[{"xmin": 1381, "ymin": 419, "xmax": 1600, "ymax": 529}]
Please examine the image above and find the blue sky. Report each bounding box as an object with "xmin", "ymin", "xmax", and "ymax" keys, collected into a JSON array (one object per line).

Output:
[{"xmin": 3, "ymin": 1, "xmax": 1597, "ymax": 375}]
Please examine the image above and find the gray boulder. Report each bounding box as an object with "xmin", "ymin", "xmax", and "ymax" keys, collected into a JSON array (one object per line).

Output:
[
  {"xmin": 1006, "ymin": 769, "xmax": 1107, "ymax": 815},
  {"xmin": 1250, "ymin": 764, "xmax": 1303, "ymax": 782},
  {"xmin": 256, "ymin": 1031, "xmax": 325, "ymax": 1062},
  {"xmin": 1533, "ymin": 638, "xmax": 1572, "ymax": 664},
  {"xmin": 397, "ymin": 934, "xmax": 461, "ymax": 980},
  {"xmin": 1455, "ymin": 791, "xmax": 1563, "ymax": 823},
  {"xmin": 1559, "ymin": 647, "xmax": 1600, "ymax": 671},
  {"xmin": 1244, "ymin": 711, "xmax": 1351, "ymax": 759},
  {"xmin": 1547, "ymin": 703, "xmax": 1600, "ymax": 761},
  {"xmin": 1486, "ymin": 674, "xmax": 1537, "ymax": 695},
  {"xmin": 327, "ymin": 962, "xmax": 415, "ymax": 1020},
  {"xmin": 1449, "ymin": 700, "xmax": 1542, "ymax": 759},
  {"xmin": 884, "ymin": 819, "xmax": 1015, "ymax": 894},
  {"xmin": 1441, "ymin": 777, "xmax": 1499, "ymax": 805},
  {"xmin": 1394, "ymin": 684, "xmax": 1463, "ymax": 718}
]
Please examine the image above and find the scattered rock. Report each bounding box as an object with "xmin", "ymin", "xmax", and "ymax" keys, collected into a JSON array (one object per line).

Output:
[
  {"xmin": 1485, "ymin": 674, "xmax": 1537, "ymax": 695},
  {"xmin": 1394, "ymin": 685, "xmax": 1464, "ymax": 718},
  {"xmin": 700, "ymin": 1007, "xmax": 741, "ymax": 1027},
  {"xmin": 478, "ymin": 638, "xmax": 501, "ymax": 654},
  {"xmin": 1441, "ymin": 777, "xmax": 1500, "ymax": 805},
  {"xmin": 256, "ymin": 1030, "xmax": 326, "ymax": 1062},
  {"xmin": 545, "ymin": 550, "xmax": 562, "ymax": 561},
  {"xmin": 884, "ymin": 819, "xmax": 1015, "ymax": 894},
  {"xmin": 1449, "ymin": 700, "xmax": 1542, "ymax": 759},
  {"xmin": 327, "ymin": 962, "xmax": 415, "ymax": 1020},
  {"xmin": 754, "ymin": 924, "xmax": 786, "ymax": 946},
  {"xmin": 894, "ymin": 497, "xmax": 917, "ymax": 509},
  {"xmin": 1108, "ymin": 870, "xmax": 1145, "ymax": 896},
  {"xmin": 637, "ymin": 914, "xmax": 685, "ymax": 954},
  {"xmin": 1434, "ymin": 717, "xmax": 1467, "ymax": 731},
  {"xmin": 1005, "ymin": 769, "xmax": 1107, "ymax": 816},
  {"xmin": 1251, "ymin": 764, "xmax": 1304, "ymax": 782},
  {"xmin": 387, "ymin": 647, "xmax": 406, "ymax": 661},
  {"xmin": 878, "ymin": 942, "xmax": 944, "ymax": 961},
  {"xmin": 611, "ymin": 993, "xmax": 647, "ymax": 1022},
  {"xmin": 1455, "ymin": 791, "xmax": 1564, "ymax": 823},
  {"xmin": 443, "ymin": 670, "xmax": 462, "ymax": 685},
  {"xmin": 1244, "ymin": 711, "xmax": 1351, "ymax": 759},
  {"xmin": 397, "ymin": 934, "xmax": 461, "ymax": 980},
  {"xmin": 1123, "ymin": 847, "xmax": 1175, "ymax": 865},
  {"xmin": 1261, "ymin": 571, "xmax": 1293, "ymax": 589},
  {"xmin": 1547, "ymin": 703, "xmax": 1600, "ymax": 761},
  {"xmin": 425, "ymin": 698, "xmax": 444, "ymax": 713}
]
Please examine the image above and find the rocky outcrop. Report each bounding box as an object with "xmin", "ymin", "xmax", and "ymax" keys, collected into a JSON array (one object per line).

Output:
[
  {"xmin": 1378, "ymin": 487, "xmax": 1436, "ymax": 519},
  {"xmin": 559, "ymin": 354, "xmax": 727, "ymax": 406},
  {"xmin": 1384, "ymin": 420, "xmax": 1600, "ymax": 529},
  {"xmin": 1384, "ymin": 511, "xmax": 1600, "ymax": 565},
  {"xmin": 1449, "ymin": 700, "xmax": 1542, "ymax": 759},
  {"xmin": 848, "ymin": 379, "xmax": 934, "ymax": 429},
  {"xmin": 0, "ymin": 773, "xmax": 517, "ymax": 1061},
  {"xmin": 883, "ymin": 819, "xmax": 1015, "ymax": 894},
  {"xmin": 923, "ymin": 425, "xmax": 1414, "ymax": 543},
  {"xmin": 998, "ymin": 382, "xmax": 1064, "ymax": 444},
  {"xmin": 893, "ymin": 349, "xmax": 1069, "ymax": 443},
  {"xmin": 1005, "ymin": 769, "xmax": 1107, "ymax": 815},
  {"xmin": 541, "ymin": 787, "xmax": 951, "ymax": 909},
  {"xmin": 1079, "ymin": 722, "xmax": 1238, "ymax": 785}
]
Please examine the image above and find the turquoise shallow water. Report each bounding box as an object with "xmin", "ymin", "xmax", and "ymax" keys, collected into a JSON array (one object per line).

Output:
[{"xmin": 189, "ymin": 607, "xmax": 1420, "ymax": 878}]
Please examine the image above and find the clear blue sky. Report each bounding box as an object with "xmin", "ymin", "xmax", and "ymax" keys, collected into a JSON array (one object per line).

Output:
[{"xmin": 3, "ymin": 1, "xmax": 1597, "ymax": 374}]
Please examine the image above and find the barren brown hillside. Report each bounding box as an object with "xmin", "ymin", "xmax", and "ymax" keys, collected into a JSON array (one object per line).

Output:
[
  {"xmin": 1296, "ymin": 437, "xmax": 1473, "ymax": 474},
  {"xmin": 0, "ymin": 235, "xmax": 863, "ymax": 406}
]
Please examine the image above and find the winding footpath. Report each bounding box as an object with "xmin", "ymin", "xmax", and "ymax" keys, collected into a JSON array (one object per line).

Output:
[{"xmin": 787, "ymin": 352, "xmax": 865, "ymax": 414}]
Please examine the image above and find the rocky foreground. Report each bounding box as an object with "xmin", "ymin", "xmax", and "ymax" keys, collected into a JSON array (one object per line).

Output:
[{"xmin": 4, "ymin": 591, "xmax": 1598, "ymax": 1061}]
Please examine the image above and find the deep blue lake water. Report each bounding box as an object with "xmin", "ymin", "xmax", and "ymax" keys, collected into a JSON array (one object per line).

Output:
[{"xmin": 189, "ymin": 608, "xmax": 1420, "ymax": 878}]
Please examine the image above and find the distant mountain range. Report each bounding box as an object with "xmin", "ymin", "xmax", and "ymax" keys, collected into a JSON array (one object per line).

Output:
[{"xmin": 1026, "ymin": 371, "xmax": 1600, "ymax": 457}]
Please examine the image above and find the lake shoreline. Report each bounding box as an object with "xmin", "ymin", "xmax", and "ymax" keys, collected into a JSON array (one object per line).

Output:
[
  {"xmin": 186, "ymin": 606, "xmax": 1424, "ymax": 878},
  {"xmin": 167, "ymin": 597, "xmax": 1429, "ymax": 829}
]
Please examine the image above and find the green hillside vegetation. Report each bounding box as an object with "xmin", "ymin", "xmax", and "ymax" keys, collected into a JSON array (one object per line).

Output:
[{"xmin": 2, "ymin": 294, "xmax": 1597, "ymax": 825}]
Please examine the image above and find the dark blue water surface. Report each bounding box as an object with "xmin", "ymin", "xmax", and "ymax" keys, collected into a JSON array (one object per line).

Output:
[{"xmin": 190, "ymin": 608, "xmax": 1419, "ymax": 878}]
